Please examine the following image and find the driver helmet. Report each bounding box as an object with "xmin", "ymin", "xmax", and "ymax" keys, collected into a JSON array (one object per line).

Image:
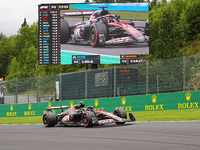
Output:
[{"xmin": 102, "ymin": 15, "xmax": 113, "ymax": 23}]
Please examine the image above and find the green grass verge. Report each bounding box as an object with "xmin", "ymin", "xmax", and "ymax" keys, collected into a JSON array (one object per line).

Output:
[
  {"xmin": 110, "ymin": 11, "xmax": 149, "ymax": 21},
  {"xmin": 0, "ymin": 109, "xmax": 199, "ymax": 124},
  {"xmin": 130, "ymin": 109, "xmax": 200, "ymax": 121},
  {"xmin": 0, "ymin": 116, "xmax": 43, "ymax": 124}
]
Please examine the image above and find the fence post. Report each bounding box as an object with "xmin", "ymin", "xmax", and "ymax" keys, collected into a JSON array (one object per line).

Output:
[
  {"xmin": 85, "ymin": 70, "xmax": 88, "ymax": 99},
  {"xmin": 59, "ymin": 73, "xmax": 62, "ymax": 100},
  {"xmin": 183, "ymin": 56, "xmax": 186, "ymax": 91},
  {"xmin": 114, "ymin": 66, "xmax": 117, "ymax": 97},
  {"xmin": 146, "ymin": 61, "xmax": 149, "ymax": 95},
  {"xmin": 15, "ymin": 79, "xmax": 18, "ymax": 104},
  {"xmin": 156, "ymin": 75, "xmax": 160, "ymax": 94},
  {"xmin": 37, "ymin": 76, "xmax": 39, "ymax": 102},
  {"xmin": 27, "ymin": 95, "xmax": 29, "ymax": 103}
]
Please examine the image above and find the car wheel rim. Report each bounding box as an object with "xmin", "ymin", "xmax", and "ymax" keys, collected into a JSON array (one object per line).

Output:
[
  {"xmin": 82, "ymin": 114, "xmax": 88, "ymax": 124},
  {"xmin": 43, "ymin": 115, "xmax": 49, "ymax": 124},
  {"xmin": 91, "ymin": 28, "xmax": 95, "ymax": 43},
  {"xmin": 114, "ymin": 111, "xmax": 119, "ymax": 117}
]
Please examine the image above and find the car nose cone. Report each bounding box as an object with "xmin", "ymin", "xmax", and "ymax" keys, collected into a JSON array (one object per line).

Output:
[{"xmin": 135, "ymin": 35, "xmax": 146, "ymax": 42}]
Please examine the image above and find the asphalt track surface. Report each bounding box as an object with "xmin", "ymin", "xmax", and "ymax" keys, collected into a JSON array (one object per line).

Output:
[
  {"xmin": 61, "ymin": 42, "xmax": 149, "ymax": 57},
  {"xmin": 61, "ymin": 18, "xmax": 149, "ymax": 58},
  {"xmin": 1, "ymin": 121, "xmax": 200, "ymax": 150}
]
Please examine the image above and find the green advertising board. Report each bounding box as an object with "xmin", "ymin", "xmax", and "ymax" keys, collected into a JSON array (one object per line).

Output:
[{"xmin": 0, "ymin": 91, "xmax": 199, "ymax": 117}]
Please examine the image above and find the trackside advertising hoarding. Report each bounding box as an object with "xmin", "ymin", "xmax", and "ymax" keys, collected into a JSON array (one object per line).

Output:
[{"xmin": 0, "ymin": 91, "xmax": 199, "ymax": 117}]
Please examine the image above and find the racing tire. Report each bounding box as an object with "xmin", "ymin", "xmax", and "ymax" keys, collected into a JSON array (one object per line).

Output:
[
  {"xmin": 43, "ymin": 111, "xmax": 57, "ymax": 127},
  {"xmin": 60, "ymin": 18, "xmax": 70, "ymax": 44},
  {"xmin": 144, "ymin": 19, "xmax": 149, "ymax": 36},
  {"xmin": 82, "ymin": 111, "xmax": 95, "ymax": 127},
  {"xmin": 113, "ymin": 108, "xmax": 127, "ymax": 124},
  {"xmin": 129, "ymin": 113, "xmax": 136, "ymax": 122},
  {"xmin": 89, "ymin": 22, "xmax": 108, "ymax": 47}
]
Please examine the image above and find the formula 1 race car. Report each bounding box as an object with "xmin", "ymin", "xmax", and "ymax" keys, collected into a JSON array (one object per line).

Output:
[
  {"xmin": 60, "ymin": 7, "xmax": 149, "ymax": 47},
  {"xmin": 43, "ymin": 103, "xmax": 136, "ymax": 127}
]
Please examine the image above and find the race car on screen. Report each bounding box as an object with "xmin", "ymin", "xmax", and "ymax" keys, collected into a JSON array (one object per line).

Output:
[
  {"xmin": 60, "ymin": 7, "xmax": 149, "ymax": 47},
  {"xmin": 43, "ymin": 103, "xmax": 136, "ymax": 127}
]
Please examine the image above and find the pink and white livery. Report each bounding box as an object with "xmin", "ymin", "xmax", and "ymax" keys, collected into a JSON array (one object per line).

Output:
[
  {"xmin": 43, "ymin": 103, "xmax": 136, "ymax": 127},
  {"xmin": 60, "ymin": 7, "xmax": 149, "ymax": 47}
]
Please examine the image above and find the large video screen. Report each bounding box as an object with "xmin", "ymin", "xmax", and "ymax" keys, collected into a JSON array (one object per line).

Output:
[{"xmin": 38, "ymin": 3, "xmax": 149, "ymax": 65}]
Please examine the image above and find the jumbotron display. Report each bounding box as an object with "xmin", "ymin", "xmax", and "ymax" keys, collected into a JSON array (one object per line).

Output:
[{"xmin": 38, "ymin": 3, "xmax": 149, "ymax": 65}]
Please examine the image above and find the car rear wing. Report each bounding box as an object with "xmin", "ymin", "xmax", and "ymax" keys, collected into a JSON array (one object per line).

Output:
[
  {"xmin": 47, "ymin": 106, "xmax": 70, "ymax": 112},
  {"xmin": 61, "ymin": 11, "xmax": 94, "ymax": 17}
]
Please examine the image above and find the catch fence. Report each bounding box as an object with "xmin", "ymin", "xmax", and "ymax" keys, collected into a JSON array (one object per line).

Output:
[{"xmin": 0, "ymin": 55, "xmax": 199, "ymax": 105}]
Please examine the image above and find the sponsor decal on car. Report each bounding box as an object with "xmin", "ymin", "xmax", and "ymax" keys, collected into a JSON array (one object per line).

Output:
[{"xmin": 98, "ymin": 119, "xmax": 114, "ymax": 125}]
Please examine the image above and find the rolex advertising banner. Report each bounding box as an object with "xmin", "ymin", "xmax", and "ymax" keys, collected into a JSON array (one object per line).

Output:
[{"xmin": 0, "ymin": 91, "xmax": 199, "ymax": 117}]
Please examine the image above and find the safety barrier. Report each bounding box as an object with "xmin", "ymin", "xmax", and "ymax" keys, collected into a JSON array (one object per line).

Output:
[{"xmin": 0, "ymin": 90, "xmax": 199, "ymax": 117}]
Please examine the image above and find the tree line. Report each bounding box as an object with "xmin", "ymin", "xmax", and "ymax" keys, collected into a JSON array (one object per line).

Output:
[
  {"xmin": 0, "ymin": 0, "xmax": 200, "ymax": 80},
  {"xmin": 149, "ymin": 0, "xmax": 200, "ymax": 59},
  {"xmin": 0, "ymin": 24, "xmax": 87, "ymax": 79}
]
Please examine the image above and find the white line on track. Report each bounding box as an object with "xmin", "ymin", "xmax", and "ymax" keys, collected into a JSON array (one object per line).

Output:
[
  {"xmin": 134, "ymin": 120, "xmax": 200, "ymax": 124},
  {"xmin": 1, "ymin": 121, "xmax": 200, "ymax": 126},
  {"xmin": 0, "ymin": 123, "xmax": 42, "ymax": 126}
]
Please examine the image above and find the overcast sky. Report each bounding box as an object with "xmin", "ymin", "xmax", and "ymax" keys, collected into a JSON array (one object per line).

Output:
[
  {"xmin": 0, "ymin": 0, "xmax": 85, "ymax": 36},
  {"xmin": 0, "ymin": 1, "xmax": 170, "ymax": 36}
]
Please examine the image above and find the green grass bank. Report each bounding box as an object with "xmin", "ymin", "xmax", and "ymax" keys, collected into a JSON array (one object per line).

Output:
[{"xmin": 0, "ymin": 109, "xmax": 199, "ymax": 124}]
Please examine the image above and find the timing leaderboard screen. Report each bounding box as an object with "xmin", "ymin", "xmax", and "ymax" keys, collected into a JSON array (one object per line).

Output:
[{"xmin": 38, "ymin": 3, "xmax": 149, "ymax": 65}]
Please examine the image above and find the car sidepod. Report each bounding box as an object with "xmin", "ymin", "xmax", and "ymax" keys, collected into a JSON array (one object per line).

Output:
[{"xmin": 109, "ymin": 22, "xmax": 146, "ymax": 43}]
